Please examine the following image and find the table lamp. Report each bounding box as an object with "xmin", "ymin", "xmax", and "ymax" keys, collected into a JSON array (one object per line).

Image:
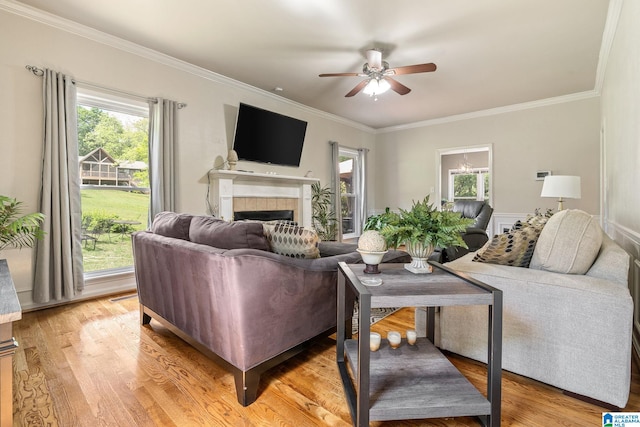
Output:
[{"xmin": 540, "ymin": 175, "xmax": 581, "ymax": 210}]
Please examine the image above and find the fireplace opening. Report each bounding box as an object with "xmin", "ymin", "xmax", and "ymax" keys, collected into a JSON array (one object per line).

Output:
[{"xmin": 234, "ymin": 210, "xmax": 295, "ymax": 222}]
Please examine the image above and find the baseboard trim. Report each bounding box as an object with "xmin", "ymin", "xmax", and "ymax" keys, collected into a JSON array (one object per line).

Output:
[{"xmin": 19, "ymin": 275, "xmax": 136, "ymax": 312}]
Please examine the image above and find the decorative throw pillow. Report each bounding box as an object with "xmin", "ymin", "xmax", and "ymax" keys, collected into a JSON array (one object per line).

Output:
[
  {"xmin": 511, "ymin": 208, "xmax": 554, "ymax": 231},
  {"xmin": 473, "ymin": 209, "xmax": 552, "ymax": 267},
  {"xmin": 189, "ymin": 216, "xmax": 270, "ymax": 251},
  {"xmin": 530, "ymin": 209, "xmax": 603, "ymax": 274},
  {"xmin": 151, "ymin": 211, "xmax": 194, "ymax": 240},
  {"xmin": 472, "ymin": 227, "xmax": 542, "ymax": 267},
  {"xmin": 263, "ymin": 222, "xmax": 320, "ymax": 259}
]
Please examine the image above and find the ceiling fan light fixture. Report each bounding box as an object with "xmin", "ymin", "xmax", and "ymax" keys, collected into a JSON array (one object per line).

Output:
[{"xmin": 363, "ymin": 78, "xmax": 391, "ymax": 97}]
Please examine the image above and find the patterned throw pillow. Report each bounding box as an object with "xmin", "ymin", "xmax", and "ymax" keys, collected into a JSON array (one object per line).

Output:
[
  {"xmin": 511, "ymin": 208, "xmax": 554, "ymax": 231},
  {"xmin": 472, "ymin": 228, "xmax": 541, "ymax": 267},
  {"xmin": 263, "ymin": 223, "xmax": 320, "ymax": 259},
  {"xmin": 472, "ymin": 210, "xmax": 552, "ymax": 268}
]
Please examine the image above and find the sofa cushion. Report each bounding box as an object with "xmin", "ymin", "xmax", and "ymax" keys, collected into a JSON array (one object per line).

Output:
[
  {"xmin": 151, "ymin": 211, "xmax": 194, "ymax": 240},
  {"xmin": 189, "ymin": 216, "xmax": 270, "ymax": 251},
  {"xmin": 263, "ymin": 222, "xmax": 320, "ymax": 259},
  {"xmin": 530, "ymin": 209, "xmax": 603, "ymax": 274}
]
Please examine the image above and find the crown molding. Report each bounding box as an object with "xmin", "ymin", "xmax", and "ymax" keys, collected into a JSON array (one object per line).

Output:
[
  {"xmin": 0, "ymin": 0, "xmax": 374, "ymax": 133},
  {"xmin": 376, "ymin": 90, "xmax": 600, "ymax": 133},
  {"xmin": 594, "ymin": 0, "xmax": 623, "ymax": 94},
  {"xmin": 1, "ymin": 0, "xmax": 615, "ymax": 136}
]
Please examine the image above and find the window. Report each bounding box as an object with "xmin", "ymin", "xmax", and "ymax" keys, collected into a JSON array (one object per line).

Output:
[
  {"xmin": 448, "ymin": 168, "xmax": 490, "ymax": 202},
  {"xmin": 77, "ymin": 88, "xmax": 149, "ymax": 274},
  {"xmin": 339, "ymin": 148, "xmax": 365, "ymax": 240}
]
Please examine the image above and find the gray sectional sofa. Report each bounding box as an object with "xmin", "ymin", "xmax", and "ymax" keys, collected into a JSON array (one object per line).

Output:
[
  {"xmin": 416, "ymin": 209, "xmax": 633, "ymax": 408},
  {"xmin": 132, "ymin": 212, "xmax": 409, "ymax": 406}
]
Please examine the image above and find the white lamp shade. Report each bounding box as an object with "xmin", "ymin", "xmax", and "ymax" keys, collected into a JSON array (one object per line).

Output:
[{"xmin": 541, "ymin": 175, "xmax": 581, "ymax": 199}]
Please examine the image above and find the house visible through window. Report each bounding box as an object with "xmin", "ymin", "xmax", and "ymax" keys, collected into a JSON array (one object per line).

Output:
[{"xmin": 77, "ymin": 88, "xmax": 149, "ymax": 274}]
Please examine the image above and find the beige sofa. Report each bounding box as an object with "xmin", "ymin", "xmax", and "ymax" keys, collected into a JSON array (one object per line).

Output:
[{"xmin": 416, "ymin": 209, "xmax": 633, "ymax": 408}]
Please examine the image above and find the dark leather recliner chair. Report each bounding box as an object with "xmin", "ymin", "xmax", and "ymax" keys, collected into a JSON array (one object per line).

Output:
[{"xmin": 432, "ymin": 200, "xmax": 494, "ymax": 263}]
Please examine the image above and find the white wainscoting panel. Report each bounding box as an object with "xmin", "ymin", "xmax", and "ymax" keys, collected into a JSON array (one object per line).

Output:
[
  {"xmin": 490, "ymin": 213, "xmax": 528, "ymax": 236},
  {"xmin": 605, "ymin": 221, "xmax": 640, "ymax": 362}
]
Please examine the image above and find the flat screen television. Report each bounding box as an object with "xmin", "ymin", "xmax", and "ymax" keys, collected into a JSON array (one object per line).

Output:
[{"xmin": 232, "ymin": 103, "xmax": 307, "ymax": 167}]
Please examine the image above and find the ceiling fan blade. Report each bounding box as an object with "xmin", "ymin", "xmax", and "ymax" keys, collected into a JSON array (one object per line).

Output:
[
  {"xmin": 386, "ymin": 77, "xmax": 411, "ymax": 95},
  {"xmin": 345, "ymin": 80, "xmax": 369, "ymax": 97},
  {"xmin": 388, "ymin": 63, "xmax": 437, "ymax": 75},
  {"xmin": 319, "ymin": 72, "xmax": 361, "ymax": 77},
  {"xmin": 366, "ymin": 49, "xmax": 383, "ymax": 70}
]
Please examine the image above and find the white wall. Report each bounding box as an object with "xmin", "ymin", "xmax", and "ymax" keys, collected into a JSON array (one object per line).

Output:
[
  {"xmin": 373, "ymin": 97, "xmax": 601, "ymax": 217},
  {"xmin": 601, "ymin": 0, "xmax": 640, "ymax": 233},
  {"xmin": 0, "ymin": 8, "xmax": 375, "ymax": 309},
  {"xmin": 600, "ymin": 0, "xmax": 640, "ymax": 359}
]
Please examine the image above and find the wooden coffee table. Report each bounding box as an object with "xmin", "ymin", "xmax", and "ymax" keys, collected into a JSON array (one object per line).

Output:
[{"xmin": 337, "ymin": 261, "xmax": 503, "ymax": 427}]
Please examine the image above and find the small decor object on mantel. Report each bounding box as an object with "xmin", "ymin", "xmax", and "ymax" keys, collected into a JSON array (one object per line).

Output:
[
  {"xmin": 226, "ymin": 149, "xmax": 238, "ymax": 170},
  {"xmin": 364, "ymin": 196, "xmax": 473, "ymax": 274},
  {"xmin": 357, "ymin": 230, "xmax": 387, "ymax": 274}
]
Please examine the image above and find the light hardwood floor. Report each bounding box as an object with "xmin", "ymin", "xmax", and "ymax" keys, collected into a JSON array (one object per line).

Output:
[{"xmin": 12, "ymin": 293, "xmax": 640, "ymax": 426}]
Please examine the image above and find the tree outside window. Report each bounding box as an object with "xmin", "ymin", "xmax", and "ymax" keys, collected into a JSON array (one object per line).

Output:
[
  {"xmin": 77, "ymin": 93, "xmax": 150, "ymax": 274},
  {"xmin": 449, "ymin": 169, "xmax": 490, "ymax": 202}
]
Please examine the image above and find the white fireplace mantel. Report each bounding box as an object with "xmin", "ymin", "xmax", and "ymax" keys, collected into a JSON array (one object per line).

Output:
[{"xmin": 208, "ymin": 169, "xmax": 319, "ymax": 226}]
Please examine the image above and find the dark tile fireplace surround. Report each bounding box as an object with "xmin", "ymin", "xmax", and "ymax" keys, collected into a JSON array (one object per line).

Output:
[{"xmin": 234, "ymin": 210, "xmax": 295, "ymax": 222}]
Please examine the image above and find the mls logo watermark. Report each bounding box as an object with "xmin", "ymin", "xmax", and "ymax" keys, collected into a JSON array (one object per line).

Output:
[{"xmin": 604, "ymin": 413, "xmax": 640, "ymax": 427}]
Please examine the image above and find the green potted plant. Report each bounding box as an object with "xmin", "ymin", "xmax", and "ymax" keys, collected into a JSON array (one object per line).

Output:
[
  {"xmin": 0, "ymin": 195, "xmax": 45, "ymax": 254},
  {"xmin": 365, "ymin": 196, "xmax": 473, "ymax": 273},
  {"xmin": 311, "ymin": 182, "xmax": 337, "ymax": 241}
]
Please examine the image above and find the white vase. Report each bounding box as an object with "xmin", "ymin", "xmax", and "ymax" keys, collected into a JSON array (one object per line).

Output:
[
  {"xmin": 403, "ymin": 241, "xmax": 434, "ymax": 274},
  {"xmin": 357, "ymin": 249, "xmax": 387, "ymax": 274}
]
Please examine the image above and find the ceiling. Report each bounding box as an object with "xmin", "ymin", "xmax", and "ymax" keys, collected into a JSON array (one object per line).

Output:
[{"xmin": 15, "ymin": 0, "xmax": 611, "ymax": 129}]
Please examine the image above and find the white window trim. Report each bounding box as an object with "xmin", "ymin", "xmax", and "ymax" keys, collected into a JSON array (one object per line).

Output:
[
  {"xmin": 77, "ymin": 88, "xmax": 150, "ymax": 281},
  {"xmin": 77, "ymin": 87, "xmax": 149, "ymax": 118},
  {"xmin": 448, "ymin": 167, "xmax": 489, "ymax": 201}
]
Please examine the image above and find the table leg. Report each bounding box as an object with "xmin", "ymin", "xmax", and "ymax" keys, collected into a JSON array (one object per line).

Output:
[
  {"xmin": 487, "ymin": 291, "xmax": 503, "ymax": 427},
  {"xmin": 426, "ymin": 306, "xmax": 436, "ymax": 343}
]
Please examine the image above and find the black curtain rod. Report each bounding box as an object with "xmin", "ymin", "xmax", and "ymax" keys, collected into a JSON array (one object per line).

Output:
[{"xmin": 25, "ymin": 65, "xmax": 187, "ymax": 109}]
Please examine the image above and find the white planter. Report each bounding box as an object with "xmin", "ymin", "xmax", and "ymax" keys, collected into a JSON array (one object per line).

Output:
[{"xmin": 403, "ymin": 241, "xmax": 434, "ymax": 274}]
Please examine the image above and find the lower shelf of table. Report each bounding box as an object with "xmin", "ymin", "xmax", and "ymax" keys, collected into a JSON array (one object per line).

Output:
[{"xmin": 343, "ymin": 337, "xmax": 491, "ymax": 421}]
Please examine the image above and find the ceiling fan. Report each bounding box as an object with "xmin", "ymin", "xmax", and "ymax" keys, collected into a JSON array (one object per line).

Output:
[{"xmin": 319, "ymin": 49, "xmax": 436, "ymax": 98}]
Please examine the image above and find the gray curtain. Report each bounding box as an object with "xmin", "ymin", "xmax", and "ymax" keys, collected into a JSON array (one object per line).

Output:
[
  {"xmin": 148, "ymin": 98, "xmax": 177, "ymax": 225},
  {"xmin": 329, "ymin": 141, "xmax": 342, "ymax": 241},
  {"xmin": 356, "ymin": 148, "xmax": 369, "ymax": 234},
  {"xmin": 34, "ymin": 69, "xmax": 84, "ymax": 303}
]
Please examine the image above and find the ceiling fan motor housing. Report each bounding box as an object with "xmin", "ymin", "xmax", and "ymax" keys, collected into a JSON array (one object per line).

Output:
[{"xmin": 319, "ymin": 48, "xmax": 436, "ymax": 97}]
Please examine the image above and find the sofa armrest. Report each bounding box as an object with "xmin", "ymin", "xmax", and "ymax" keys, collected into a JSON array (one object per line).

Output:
[
  {"xmin": 318, "ymin": 241, "xmax": 358, "ymax": 257},
  {"xmin": 224, "ymin": 247, "xmax": 362, "ymax": 271}
]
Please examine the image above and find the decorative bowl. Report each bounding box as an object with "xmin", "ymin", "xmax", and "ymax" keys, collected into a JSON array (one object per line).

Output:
[{"xmin": 356, "ymin": 249, "xmax": 387, "ymax": 274}]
